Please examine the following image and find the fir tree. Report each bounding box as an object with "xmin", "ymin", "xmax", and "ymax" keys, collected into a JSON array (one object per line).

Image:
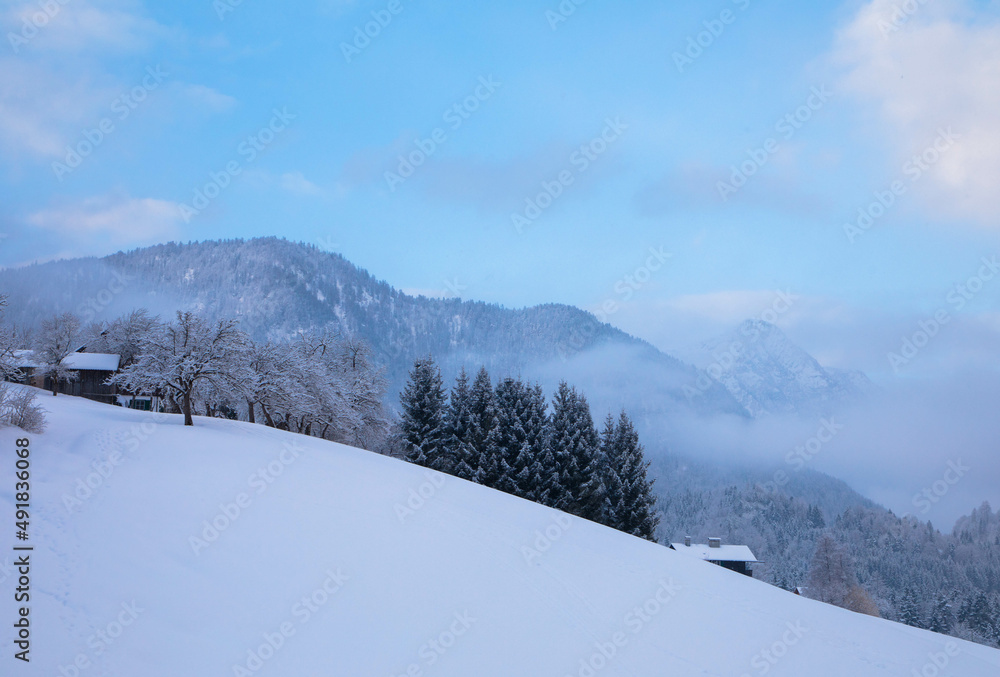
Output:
[
  {"xmin": 521, "ymin": 384, "xmax": 556, "ymax": 505},
  {"xmin": 807, "ymin": 505, "xmax": 826, "ymax": 529},
  {"xmin": 899, "ymin": 588, "xmax": 925, "ymax": 629},
  {"xmin": 400, "ymin": 355, "xmax": 448, "ymax": 471},
  {"xmin": 493, "ymin": 377, "xmax": 529, "ymax": 497},
  {"xmin": 468, "ymin": 367, "xmax": 501, "ymax": 487},
  {"xmin": 613, "ymin": 411, "xmax": 659, "ymax": 540},
  {"xmin": 928, "ymin": 594, "xmax": 954, "ymax": 634},
  {"xmin": 444, "ymin": 368, "xmax": 477, "ymax": 480},
  {"xmin": 548, "ymin": 382, "xmax": 588, "ymax": 515}
]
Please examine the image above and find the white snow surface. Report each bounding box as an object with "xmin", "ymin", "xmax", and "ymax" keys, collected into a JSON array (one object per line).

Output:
[{"xmin": 1, "ymin": 387, "xmax": 998, "ymax": 676}]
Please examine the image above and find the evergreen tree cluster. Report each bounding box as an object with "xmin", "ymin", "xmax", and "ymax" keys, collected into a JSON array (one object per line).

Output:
[{"xmin": 399, "ymin": 357, "xmax": 659, "ymax": 541}]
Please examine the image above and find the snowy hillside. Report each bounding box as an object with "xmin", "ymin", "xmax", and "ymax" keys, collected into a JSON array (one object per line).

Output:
[
  {"xmin": 1, "ymin": 389, "xmax": 998, "ymax": 676},
  {"xmin": 696, "ymin": 320, "xmax": 873, "ymax": 417}
]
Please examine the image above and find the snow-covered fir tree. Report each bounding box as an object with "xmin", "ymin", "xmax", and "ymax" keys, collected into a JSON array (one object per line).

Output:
[
  {"xmin": 444, "ymin": 368, "xmax": 477, "ymax": 481},
  {"xmin": 400, "ymin": 356, "xmax": 448, "ymax": 471}
]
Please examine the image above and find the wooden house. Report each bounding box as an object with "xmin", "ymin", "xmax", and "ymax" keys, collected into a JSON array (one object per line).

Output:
[{"xmin": 669, "ymin": 537, "xmax": 759, "ymax": 577}]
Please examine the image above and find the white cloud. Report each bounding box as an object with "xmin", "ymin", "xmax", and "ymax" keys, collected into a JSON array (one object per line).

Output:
[
  {"xmin": 280, "ymin": 171, "xmax": 325, "ymax": 196},
  {"xmin": 834, "ymin": 0, "xmax": 1000, "ymax": 226},
  {"xmin": 170, "ymin": 83, "xmax": 238, "ymax": 112},
  {"xmin": 27, "ymin": 195, "xmax": 184, "ymax": 250},
  {"xmin": 3, "ymin": 0, "xmax": 175, "ymax": 54}
]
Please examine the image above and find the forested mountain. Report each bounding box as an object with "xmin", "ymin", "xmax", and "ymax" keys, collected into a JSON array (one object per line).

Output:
[
  {"xmin": 656, "ymin": 455, "xmax": 1000, "ymax": 648},
  {"xmin": 0, "ymin": 237, "xmax": 746, "ymax": 420}
]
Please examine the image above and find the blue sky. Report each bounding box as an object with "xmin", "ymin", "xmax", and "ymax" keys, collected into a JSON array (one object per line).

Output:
[{"xmin": 2, "ymin": 0, "xmax": 1000, "ymax": 379}]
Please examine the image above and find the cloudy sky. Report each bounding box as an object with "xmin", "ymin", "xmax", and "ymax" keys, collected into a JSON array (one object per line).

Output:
[{"xmin": 2, "ymin": 0, "xmax": 1000, "ymax": 384}]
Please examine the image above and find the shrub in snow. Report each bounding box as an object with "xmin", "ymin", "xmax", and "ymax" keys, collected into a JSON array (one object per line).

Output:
[{"xmin": 0, "ymin": 383, "xmax": 46, "ymax": 433}]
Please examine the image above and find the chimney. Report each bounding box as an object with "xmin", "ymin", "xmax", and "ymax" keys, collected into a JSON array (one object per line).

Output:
[
  {"xmin": 708, "ymin": 537, "xmax": 722, "ymax": 549},
  {"xmin": 684, "ymin": 536, "xmax": 691, "ymax": 547}
]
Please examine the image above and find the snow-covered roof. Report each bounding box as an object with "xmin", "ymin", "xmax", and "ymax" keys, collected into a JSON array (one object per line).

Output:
[
  {"xmin": 63, "ymin": 352, "xmax": 121, "ymax": 371},
  {"xmin": 12, "ymin": 349, "xmax": 40, "ymax": 369},
  {"xmin": 13, "ymin": 350, "xmax": 120, "ymax": 371},
  {"xmin": 670, "ymin": 542, "xmax": 759, "ymax": 563}
]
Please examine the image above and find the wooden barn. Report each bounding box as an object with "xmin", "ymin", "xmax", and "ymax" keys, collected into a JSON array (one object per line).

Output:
[
  {"xmin": 13, "ymin": 350, "xmax": 122, "ymax": 404},
  {"xmin": 669, "ymin": 537, "xmax": 759, "ymax": 577}
]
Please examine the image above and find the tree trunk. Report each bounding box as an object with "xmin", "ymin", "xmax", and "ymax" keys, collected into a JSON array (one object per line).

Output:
[
  {"xmin": 247, "ymin": 399, "xmax": 256, "ymax": 424},
  {"xmin": 183, "ymin": 390, "xmax": 194, "ymax": 426},
  {"xmin": 261, "ymin": 403, "xmax": 275, "ymax": 428}
]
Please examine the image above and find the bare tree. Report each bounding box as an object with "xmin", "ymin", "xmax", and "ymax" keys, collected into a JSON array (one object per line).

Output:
[
  {"xmin": 110, "ymin": 311, "xmax": 249, "ymax": 426},
  {"xmin": 34, "ymin": 313, "xmax": 82, "ymax": 396},
  {"xmin": 807, "ymin": 534, "xmax": 858, "ymax": 608}
]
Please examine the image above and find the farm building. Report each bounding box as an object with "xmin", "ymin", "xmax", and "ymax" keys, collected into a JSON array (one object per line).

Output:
[{"xmin": 669, "ymin": 537, "xmax": 759, "ymax": 577}]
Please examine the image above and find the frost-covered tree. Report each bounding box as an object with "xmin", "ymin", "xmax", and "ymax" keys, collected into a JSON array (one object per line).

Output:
[
  {"xmin": 34, "ymin": 312, "xmax": 82, "ymax": 396},
  {"xmin": 400, "ymin": 356, "xmax": 448, "ymax": 471},
  {"xmin": 492, "ymin": 377, "xmax": 529, "ymax": 497},
  {"xmin": 110, "ymin": 311, "xmax": 249, "ymax": 426},
  {"xmin": 0, "ymin": 295, "xmax": 45, "ymax": 432},
  {"xmin": 611, "ymin": 411, "xmax": 659, "ymax": 540},
  {"xmin": 0, "ymin": 294, "xmax": 19, "ymax": 380},
  {"xmin": 444, "ymin": 368, "xmax": 477, "ymax": 481},
  {"xmin": 468, "ymin": 367, "xmax": 500, "ymax": 487},
  {"xmin": 83, "ymin": 309, "xmax": 158, "ymax": 369},
  {"xmin": 548, "ymin": 382, "xmax": 588, "ymax": 513},
  {"xmin": 519, "ymin": 384, "xmax": 554, "ymax": 505}
]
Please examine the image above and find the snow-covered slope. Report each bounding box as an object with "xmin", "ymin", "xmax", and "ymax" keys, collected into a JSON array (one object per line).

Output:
[
  {"xmin": 696, "ymin": 320, "xmax": 873, "ymax": 417},
  {"xmin": 2, "ymin": 388, "xmax": 997, "ymax": 676}
]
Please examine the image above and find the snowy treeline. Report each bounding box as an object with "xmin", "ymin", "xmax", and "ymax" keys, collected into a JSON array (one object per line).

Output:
[
  {"xmin": 658, "ymin": 475, "xmax": 1000, "ymax": 648},
  {"xmin": 81, "ymin": 309, "xmax": 389, "ymax": 448},
  {"xmin": 0, "ymin": 294, "xmax": 45, "ymax": 432},
  {"xmin": 397, "ymin": 357, "xmax": 660, "ymax": 541}
]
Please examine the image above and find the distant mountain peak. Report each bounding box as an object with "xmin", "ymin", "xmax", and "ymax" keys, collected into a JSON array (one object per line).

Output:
[{"xmin": 698, "ymin": 319, "xmax": 872, "ymax": 418}]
